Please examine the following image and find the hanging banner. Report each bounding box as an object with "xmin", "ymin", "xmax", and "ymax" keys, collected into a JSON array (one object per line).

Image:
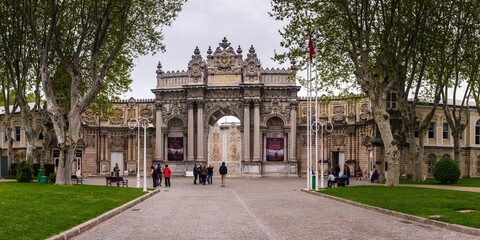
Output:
[
  {"xmin": 266, "ymin": 138, "xmax": 284, "ymax": 161},
  {"xmin": 168, "ymin": 137, "xmax": 184, "ymax": 161}
]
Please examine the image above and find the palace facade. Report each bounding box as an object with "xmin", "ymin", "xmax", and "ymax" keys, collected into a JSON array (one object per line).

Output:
[{"xmin": 1, "ymin": 38, "xmax": 480, "ymax": 179}]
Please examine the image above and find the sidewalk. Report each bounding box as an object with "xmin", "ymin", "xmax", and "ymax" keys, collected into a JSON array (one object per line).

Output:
[{"xmin": 399, "ymin": 184, "xmax": 480, "ymax": 193}]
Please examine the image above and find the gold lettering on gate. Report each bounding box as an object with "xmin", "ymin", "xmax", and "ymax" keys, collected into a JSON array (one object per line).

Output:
[{"xmin": 211, "ymin": 74, "xmax": 238, "ymax": 83}]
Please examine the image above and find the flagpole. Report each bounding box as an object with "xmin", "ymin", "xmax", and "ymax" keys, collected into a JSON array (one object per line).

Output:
[
  {"xmin": 307, "ymin": 61, "xmax": 311, "ymax": 189},
  {"xmin": 315, "ymin": 65, "xmax": 319, "ymax": 191}
]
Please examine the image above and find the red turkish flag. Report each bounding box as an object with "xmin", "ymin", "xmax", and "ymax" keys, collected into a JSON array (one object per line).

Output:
[{"xmin": 308, "ymin": 33, "xmax": 315, "ymax": 62}]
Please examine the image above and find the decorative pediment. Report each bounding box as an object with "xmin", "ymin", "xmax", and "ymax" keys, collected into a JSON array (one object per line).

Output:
[{"xmin": 187, "ymin": 46, "xmax": 206, "ymax": 82}]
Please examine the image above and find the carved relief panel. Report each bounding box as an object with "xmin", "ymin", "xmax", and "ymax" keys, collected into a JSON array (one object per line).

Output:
[{"xmin": 332, "ymin": 105, "xmax": 346, "ymax": 123}]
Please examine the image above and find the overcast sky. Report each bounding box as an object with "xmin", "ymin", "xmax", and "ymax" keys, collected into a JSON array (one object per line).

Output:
[{"xmin": 126, "ymin": 0, "xmax": 294, "ymax": 100}]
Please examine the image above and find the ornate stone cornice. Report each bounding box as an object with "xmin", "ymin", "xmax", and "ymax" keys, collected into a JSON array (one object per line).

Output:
[
  {"xmin": 187, "ymin": 100, "xmax": 194, "ymax": 109},
  {"xmin": 197, "ymin": 100, "xmax": 205, "ymax": 108},
  {"xmin": 243, "ymin": 99, "xmax": 251, "ymax": 108},
  {"xmin": 154, "ymin": 102, "xmax": 163, "ymax": 110}
]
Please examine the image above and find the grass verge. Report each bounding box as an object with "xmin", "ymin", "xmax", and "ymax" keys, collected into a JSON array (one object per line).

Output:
[
  {"xmin": 321, "ymin": 186, "xmax": 480, "ymax": 229},
  {"xmin": 0, "ymin": 182, "xmax": 147, "ymax": 239}
]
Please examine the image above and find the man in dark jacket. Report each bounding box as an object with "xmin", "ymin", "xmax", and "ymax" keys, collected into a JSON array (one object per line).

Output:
[
  {"xmin": 219, "ymin": 162, "xmax": 228, "ymax": 187},
  {"xmin": 193, "ymin": 163, "xmax": 199, "ymax": 184}
]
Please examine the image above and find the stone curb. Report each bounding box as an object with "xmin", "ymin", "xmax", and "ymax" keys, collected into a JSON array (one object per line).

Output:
[
  {"xmin": 47, "ymin": 189, "xmax": 161, "ymax": 240},
  {"xmin": 301, "ymin": 189, "xmax": 480, "ymax": 236}
]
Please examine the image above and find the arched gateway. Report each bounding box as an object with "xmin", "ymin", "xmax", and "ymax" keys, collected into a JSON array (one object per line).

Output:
[{"xmin": 152, "ymin": 38, "xmax": 300, "ymax": 177}]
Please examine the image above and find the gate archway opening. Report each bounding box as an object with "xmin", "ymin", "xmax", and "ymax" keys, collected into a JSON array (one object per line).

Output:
[{"xmin": 207, "ymin": 114, "xmax": 242, "ymax": 177}]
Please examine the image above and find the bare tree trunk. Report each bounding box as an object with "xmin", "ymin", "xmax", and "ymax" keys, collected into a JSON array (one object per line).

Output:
[
  {"xmin": 452, "ymin": 130, "xmax": 462, "ymax": 175},
  {"xmin": 371, "ymin": 99, "xmax": 400, "ymax": 187},
  {"xmin": 408, "ymin": 132, "xmax": 426, "ymax": 182}
]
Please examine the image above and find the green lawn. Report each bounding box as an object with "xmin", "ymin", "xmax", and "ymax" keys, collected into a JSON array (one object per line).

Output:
[
  {"xmin": 321, "ymin": 186, "xmax": 480, "ymax": 229},
  {"xmin": 397, "ymin": 178, "xmax": 480, "ymax": 187},
  {"xmin": 0, "ymin": 182, "xmax": 147, "ymax": 240}
]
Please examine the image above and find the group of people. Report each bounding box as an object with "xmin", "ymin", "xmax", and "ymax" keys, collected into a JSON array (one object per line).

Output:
[
  {"xmin": 193, "ymin": 163, "xmax": 214, "ymax": 185},
  {"xmin": 193, "ymin": 162, "xmax": 228, "ymax": 187},
  {"xmin": 147, "ymin": 162, "xmax": 228, "ymax": 188},
  {"xmin": 327, "ymin": 165, "xmax": 352, "ymax": 187},
  {"xmin": 150, "ymin": 164, "xmax": 171, "ymax": 188}
]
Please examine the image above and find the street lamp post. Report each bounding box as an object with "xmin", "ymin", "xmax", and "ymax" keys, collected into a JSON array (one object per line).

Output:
[
  {"xmin": 128, "ymin": 118, "xmax": 153, "ymax": 192},
  {"xmin": 128, "ymin": 119, "xmax": 141, "ymax": 188},
  {"xmin": 318, "ymin": 121, "xmax": 333, "ymax": 189}
]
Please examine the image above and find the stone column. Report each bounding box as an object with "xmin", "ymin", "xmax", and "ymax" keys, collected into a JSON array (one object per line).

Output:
[
  {"xmin": 196, "ymin": 100, "xmax": 205, "ymax": 161},
  {"xmin": 243, "ymin": 100, "xmax": 250, "ymax": 161},
  {"xmin": 155, "ymin": 102, "xmax": 163, "ymax": 161},
  {"xmin": 253, "ymin": 99, "xmax": 261, "ymax": 161},
  {"xmin": 290, "ymin": 101, "xmax": 297, "ymax": 161},
  {"xmin": 187, "ymin": 100, "xmax": 195, "ymax": 161}
]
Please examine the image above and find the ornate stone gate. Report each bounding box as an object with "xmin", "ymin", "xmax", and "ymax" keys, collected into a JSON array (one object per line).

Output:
[{"xmin": 152, "ymin": 38, "xmax": 300, "ymax": 176}]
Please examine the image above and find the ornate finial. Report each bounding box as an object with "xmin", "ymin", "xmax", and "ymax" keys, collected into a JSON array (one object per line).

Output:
[
  {"xmin": 156, "ymin": 61, "xmax": 164, "ymax": 74},
  {"xmin": 207, "ymin": 46, "xmax": 212, "ymax": 55},
  {"xmin": 219, "ymin": 37, "xmax": 231, "ymax": 49},
  {"xmin": 194, "ymin": 46, "xmax": 200, "ymax": 55},
  {"xmin": 237, "ymin": 45, "xmax": 242, "ymax": 54},
  {"xmin": 290, "ymin": 59, "xmax": 297, "ymax": 71},
  {"xmin": 249, "ymin": 45, "xmax": 255, "ymax": 54}
]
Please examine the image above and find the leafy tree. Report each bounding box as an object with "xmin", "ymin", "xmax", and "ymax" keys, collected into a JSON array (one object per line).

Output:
[
  {"xmin": 0, "ymin": 1, "xmax": 47, "ymax": 165},
  {"xmin": 271, "ymin": 0, "xmax": 438, "ymax": 186},
  {"xmin": 20, "ymin": 0, "xmax": 185, "ymax": 185}
]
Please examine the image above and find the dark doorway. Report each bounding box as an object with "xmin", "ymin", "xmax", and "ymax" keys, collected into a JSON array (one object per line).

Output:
[
  {"xmin": 332, "ymin": 152, "xmax": 339, "ymax": 170},
  {"xmin": 1, "ymin": 156, "xmax": 8, "ymax": 177}
]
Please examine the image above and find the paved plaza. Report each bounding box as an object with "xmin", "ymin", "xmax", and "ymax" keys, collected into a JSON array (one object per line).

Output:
[{"xmin": 74, "ymin": 177, "xmax": 475, "ymax": 240}]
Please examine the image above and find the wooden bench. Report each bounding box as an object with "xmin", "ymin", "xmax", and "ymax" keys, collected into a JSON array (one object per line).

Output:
[
  {"xmin": 105, "ymin": 176, "xmax": 128, "ymax": 187},
  {"xmin": 333, "ymin": 177, "xmax": 348, "ymax": 187},
  {"xmin": 71, "ymin": 175, "xmax": 83, "ymax": 184}
]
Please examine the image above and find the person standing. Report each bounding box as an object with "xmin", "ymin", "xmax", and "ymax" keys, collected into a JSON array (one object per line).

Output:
[
  {"xmin": 193, "ymin": 163, "xmax": 199, "ymax": 184},
  {"xmin": 198, "ymin": 164, "xmax": 203, "ymax": 184},
  {"xmin": 151, "ymin": 166, "xmax": 158, "ymax": 188},
  {"xmin": 344, "ymin": 165, "xmax": 351, "ymax": 186},
  {"xmin": 200, "ymin": 165, "xmax": 207, "ymax": 185},
  {"xmin": 156, "ymin": 164, "xmax": 162, "ymax": 187},
  {"xmin": 164, "ymin": 164, "xmax": 172, "ymax": 187},
  {"xmin": 207, "ymin": 164, "xmax": 214, "ymax": 184},
  {"xmin": 219, "ymin": 162, "xmax": 228, "ymax": 187},
  {"xmin": 356, "ymin": 168, "xmax": 363, "ymax": 181}
]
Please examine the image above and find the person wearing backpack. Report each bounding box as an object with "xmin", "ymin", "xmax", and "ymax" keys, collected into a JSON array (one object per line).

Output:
[
  {"xmin": 156, "ymin": 164, "xmax": 162, "ymax": 187},
  {"xmin": 219, "ymin": 162, "xmax": 228, "ymax": 187},
  {"xmin": 163, "ymin": 164, "xmax": 172, "ymax": 187}
]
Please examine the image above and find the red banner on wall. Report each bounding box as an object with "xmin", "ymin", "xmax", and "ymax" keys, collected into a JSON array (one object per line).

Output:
[
  {"xmin": 266, "ymin": 138, "xmax": 284, "ymax": 161},
  {"xmin": 168, "ymin": 137, "xmax": 184, "ymax": 161}
]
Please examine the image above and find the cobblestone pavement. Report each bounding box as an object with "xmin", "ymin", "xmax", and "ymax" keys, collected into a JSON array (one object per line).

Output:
[{"xmin": 74, "ymin": 177, "xmax": 476, "ymax": 240}]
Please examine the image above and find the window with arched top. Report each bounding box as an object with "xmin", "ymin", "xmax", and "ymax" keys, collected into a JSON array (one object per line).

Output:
[
  {"xmin": 476, "ymin": 120, "xmax": 480, "ymax": 144},
  {"xmin": 428, "ymin": 154, "xmax": 436, "ymax": 176},
  {"xmin": 442, "ymin": 154, "xmax": 451, "ymax": 159}
]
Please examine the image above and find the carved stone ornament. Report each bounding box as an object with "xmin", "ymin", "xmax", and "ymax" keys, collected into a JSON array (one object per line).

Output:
[
  {"xmin": 333, "ymin": 135, "xmax": 345, "ymax": 146},
  {"xmin": 333, "ymin": 105, "xmax": 344, "ymax": 114},
  {"xmin": 140, "ymin": 108, "xmax": 152, "ymax": 117},
  {"xmin": 333, "ymin": 115, "xmax": 346, "ymax": 122},
  {"xmin": 188, "ymin": 46, "xmax": 205, "ymax": 82},
  {"xmin": 243, "ymin": 45, "xmax": 261, "ymax": 81},
  {"xmin": 110, "ymin": 108, "xmax": 125, "ymax": 125},
  {"xmin": 162, "ymin": 101, "xmax": 186, "ymax": 123},
  {"xmin": 155, "ymin": 102, "xmax": 162, "ymax": 110}
]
